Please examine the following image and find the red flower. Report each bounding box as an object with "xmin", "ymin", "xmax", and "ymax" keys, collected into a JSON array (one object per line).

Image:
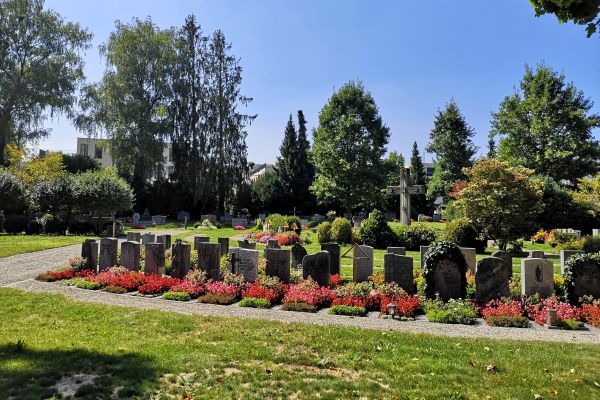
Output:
[{"xmin": 138, "ymin": 275, "xmax": 181, "ymax": 295}]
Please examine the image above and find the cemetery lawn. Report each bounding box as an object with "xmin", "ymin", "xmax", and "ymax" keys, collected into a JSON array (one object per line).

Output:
[
  {"xmin": 1, "ymin": 289, "xmax": 599, "ymax": 400},
  {"xmin": 0, "ymin": 235, "xmax": 92, "ymax": 258}
]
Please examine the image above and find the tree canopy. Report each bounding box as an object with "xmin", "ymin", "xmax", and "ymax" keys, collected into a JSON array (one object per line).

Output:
[{"xmin": 529, "ymin": 0, "xmax": 600, "ymax": 37}]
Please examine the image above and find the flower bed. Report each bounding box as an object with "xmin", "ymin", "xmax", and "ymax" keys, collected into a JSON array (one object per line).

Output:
[
  {"xmin": 424, "ymin": 298, "xmax": 477, "ymax": 325},
  {"xmin": 36, "ymin": 268, "xmax": 94, "ymax": 282},
  {"xmin": 197, "ymin": 273, "xmax": 246, "ymax": 305},
  {"xmin": 379, "ymin": 284, "xmax": 421, "ymax": 318},
  {"xmin": 332, "ymin": 282, "xmax": 379, "ymax": 310},
  {"xmin": 168, "ymin": 270, "xmax": 207, "ymax": 298},
  {"xmin": 138, "ymin": 275, "xmax": 181, "ymax": 295},
  {"xmin": 282, "ymin": 279, "xmax": 334, "ymax": 312},
  {"xmin": 482, "ymin": 299, "xmax": 529, "ymax": 328},
  {"xmin": 242, "ymin": 276, "xmax": 286, "ymax": 306},
  {"xmin": 89, "ymin": 267, "xmax": 146, "ymax": 292},
  {"xmin": 524, "ymin": 295, "xmax": 581, "ymax": 326}
]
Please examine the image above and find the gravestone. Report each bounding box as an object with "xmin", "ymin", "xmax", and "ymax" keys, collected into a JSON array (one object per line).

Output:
[
  {"xmin": 593, "ymin": 229, "xmax": 599, "ymax": 236},
  {"xmin": 267, "ymin": 239, "xmax": 281, "ymax": 249},
  {"xmin": 229, "ymin": 248, "xmax": 259, "ymax": 282},
  {"xmin": 491, "ymin": 250, "xmax": 513, "ymax": 279},
  {"xmin": 565, "ymin": 257, "xmax": 600, "ymax": 302},
  {"xmin": 560, "ymin": 250, "xmax": 584, "ymax": 274},
  {"xmin": 120, "ymin": 241, "xmax": 140, "ymax": 271},
  {"xmin": 420, "ymin": 245, "xmax": 430, "ymax": 268},
  {"xmin": 265, "ymin": 248, "xmax": 291, "ymax": 283},
  {"xmin": 218, "ymin": 237, "xmax": 230, "ymax": 257},
  {"xmin": 352, "ymin": 216, "xmax": 363, "ymax": 229},
  {"xmin": 170, "ymin": 240, "xmax": 191, "ymax": 279},
  {"xmin": 127, "ymin": 232, "xmax": 141, "ymax": 242},
  {"xmin": 141, "ymin": 233, "xmax": 155, "ymax": 244},
  {"xmin": 387, "ymin": 247, "xmax": 406, "ymax": 256},
  {"xmin": 302, "ymin": 251, "xmax": 330, "ymax": 286},
  {"xmin": 460, "ymin": 247, "xmax": 477, "ymax": 275},
  {"xmin": 291, "ymin": 243, "xmax": 308, "ymax": 269},
  {"xmin": 384, "ymin": 254, "xmax": 414, "ymax": 294},
  {"xmin": 237, "ymin": 239, "xmax": 256, "ymax": 250},
  {"xmin": 194, "ymin": 235, "xmax": 210, "ymax": 250},
  {"xmin": 145, "ymin": 243, "xmax": 165, "ymax": 275},
  {"xmin": 231, "ymin": 218, "xmax": 248, "ymax": 228},
  {"xmin": 321, "ymin": 242, "xmax": 340, "ymax": 275},
  {"xmin": 197, "ymin": 243, "xmax": 221, "ymax": 281},
  {"xmin": 81, "ymin": 239, "xmax": 98, "ymax": 271},
  {"xmin": 475, "ymin": 257, "xmax": 510, "ymax": 304},
  {"xmin": 425, "ymin": 258, "xmax": 465, "ymax": 301},
  {"xmin": 152, "ymin": 215, "xmax": 167, "ymax": 225},
  {"xmin": 201, "ymin": 214, "xmax": 217, "ymax": 224},
  {"xmin": 528, "ymin": 250, "xmax": 545, "ymax": 259},
  {"xmin": 99, "ymin": 238, "xmax": 118, "ymax": 271},
  {"xmin": 157, "ymin": 234, "xmax": 172, "ymax": 249},
  {"xmin": 177, "ymin": 211, "xmax": 190, "ymax": 221},
  {"xmin": 353, "ymin": 245, "xmax": 373, "ymax": 283},
  {"xmin": 299, "ymin": 218, "xmax": 309, "ymax": 227},
  {"xmin": 521, "ymin": 258, "xmax": 554, "ymax": 298},
  {"xmin": 132, "ymin": 213, "xmax": 140, "ymax": 225}
]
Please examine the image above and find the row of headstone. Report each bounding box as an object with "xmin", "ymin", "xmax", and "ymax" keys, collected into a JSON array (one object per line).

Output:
[
  {"xmin": 420, "ymin": 245, "xmax": 477, "ymax": 274},
  {"xmin": 383, "ymin": 246, "xmax": 413, "ymax": 294}
]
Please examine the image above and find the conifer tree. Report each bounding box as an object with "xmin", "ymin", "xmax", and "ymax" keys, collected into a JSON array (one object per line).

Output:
[
  {"xmin": 275, "ymin": 115, "xmax": 297, "ymax": 201},
  {"xmin": 410, "ymin": 141, "xmax": 429, "ymax": 214},
  {"xmin": 294, "ymin": 110, "xmax": 314, "ymax": 209}
]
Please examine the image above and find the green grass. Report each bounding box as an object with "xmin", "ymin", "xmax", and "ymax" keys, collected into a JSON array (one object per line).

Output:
[
  {"xmin": 0, "ymin": 289, "xmax": 598, "ymax": 399},
  {"xmin": 0, "ymin": 235, "xmax": 93, "ymax": 258}
]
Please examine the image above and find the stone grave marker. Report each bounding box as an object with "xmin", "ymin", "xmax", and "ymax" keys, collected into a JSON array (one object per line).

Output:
[
  {"xmin": 120, "ymin": 241, "xmax": 140, "ymax": 271},
  {"xmin": 218, "ymin": 237, "xmax": 230, "ymax": 257},
  {"xmin": 425, "ymin": 257, "xmax": 466, "ymax": 301},
  {"xmin": 267, "ymin": 239, "xmax": 281, "ymax": 249},
  {"xmin": 177, "ymin": 211, "xmax": 190, "ymax": 221},
  {"xmin": 353, "ymin": 245, "xmax": 373, "ymax": 283},
  {"xmin": 197, "ymin": 242, "xmax": 221, "ymax": 281},
  {"xmin": 302, "ymin": 251, "xmax": 330, "ymax": 286},
  {"xmin": 564, "ymin": 256, "xmax": 600, "ymax": 302},
  {"xmin": 194, "ymin": 235, "xmax": 210, "ymax": 250},
  {"xmin": 383, "ymin": 253, "xmax": 414, "ymax": 294},
  {"xmin": 201, "ymin": 214, "xmax": 217, "ymax": 224},
  {"xmin": 475, "ymin": 257, "xmax": 510, "ymax": 304},
  {"xmin": 81, "ymin": 239, "xmax": 98, "ymax": 271},
  {"xmin": 291, "ymin": 243, "xmax": 308, "ymax": 269},
  {"xmin": 141, "ymin": 233, "xmax": 155, "ymax": 244},
  {"xmin": 491, "ymin": 250, "xmax": 513, "ymax": 279},
  {"xmin": 560, "ymin": 250, "xmax": 584, "ymax": 274},
  {"xmin": 521, "ymin": 258, "xmax": 553, "ymax": 298},
  {"xmin": 132, "ymin": 212, "xmax": 140, "ymax": 225},
  {"xmin": 231, "ymin": 218, "xmax": 248, "ymax": 228},
  {"xmin": 387, "ymin": 247, "xmax": 406, "ymax": 256},
  {"xmin": 265, "ymin": 248, "xmax": 291, "ymax": 283},
  {"xmin": 321, "ymin": 242, "xmax": 340, "ymax": 275},
  {"xmin": 170, "ymin": 240, "xmax": 191, "ymax": 279},
  {"xmin": 459, "ymin": 247, "xmax": 477, "ymax": 275},
  {"xmin": 127, "ymin": 232, "xmax": 141, "ymax": 242},
  {"xmin": 593, "ymin": 228, "xmax": 599, "ymax": 236},
  {"xmin": 237, "ymin": 239, "xmax": 256, "ymax": 250},
  {"xmin": 528, "ymin": 250, "xmax": 545, "ymax": 259},
  {"xmin": 99, "ymin": 238, "xmax": 118, "ymax": 271},
  {"xmin": 420, "ymin": 245, "xmax": 430, "ymax": 268},
  {"xmin": 152, "ymin": 215, "xmax": 167, "ymax": 225},
  {"xmin": 145, "ymin": 242, "xmax": 165, "ymax": 275},
  {"xmin": 157, "ymin": 234, "xmax": 172, "ymax": 249},
  {"xmin": 230, "ymin": 248, "xmax": 259, "ymax": 282}
]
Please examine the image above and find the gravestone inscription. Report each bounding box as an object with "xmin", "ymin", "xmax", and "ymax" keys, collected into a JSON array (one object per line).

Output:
[
  {"xmin": 475, "ymin": 257, "xmax": 510, "ymax": 304},
  {"xmin": 521, "ymin": 258, "xmax": 553, "ymax": 298},
  {"xmin": 265, "ymin": 248, "xmax": 291, "ymax": 283},
  {"xmin": 383, "ymin": 254, "xmax": 414, "ymax": 294},
  {"xmin": 302, "ymin": 251, "xmax": 330, "ymax": 287},
  {"xmin": 229, "ymin": 248, "xmax": 259, "ymax": 282}
]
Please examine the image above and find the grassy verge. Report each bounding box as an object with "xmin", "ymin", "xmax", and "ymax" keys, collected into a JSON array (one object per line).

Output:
[
  {"xmin": 0, "ymin": 289, "xmax": 598, "ymax": 399},
  {"xmin": 0, "ymin": 235, "xmax": 93, "ymax": 258}
]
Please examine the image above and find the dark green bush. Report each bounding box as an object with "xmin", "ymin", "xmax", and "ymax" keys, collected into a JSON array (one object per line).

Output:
[
  {"xmin": 75, "ymin": 280, "xmax": 101, "ymax": 290},
  {"xmin": 392, "ymin": 224, "xmax": 438, "ymax": 250},
  {"xmin": 239, "ymin": 297, "xmax": 271, "ymax": 308},
  {"xmin": 484, "ymin": 315, "xmax": 529, "ymax": 328},
  {"xmin": 281, "ymin": 302, "xmax": 317, "ymax": 312},
  {"xmin": 308, "ymin": 220, "xmax": 318, "ymax": 228},
  {"xmin": 557, "ymin": 319, "xmax": 584, "ymax": 330},
  {"xmin": 424, "ymin": 299, "xmax": 476, "ymax": 325},
  {"xmin": 198, "ymin": 292, "xmax": 238, "ymax": 305},
  {"xmin": 583, "ymin": 236, "xmax": 600, "ymax": 253},
  {"xmin": 330, "ymin": 217, "xmax": 352, "ymax": 244},
  {"xmin": 163, "ymin": 291, "xmax": 192, "ymax": 301},
  {"xmin": 317, "ymin": 222, "xmax": 332, "ymax": 243},
  {"xmin": 443, "ymin": 218, "xmax": 486, "ymax": 253},
  {"xmin": 328, "ymin": 305, "xmax": 367, "ymax": 317},
  {"xmin": 359, "ymin": 209, "xmax": 395, "ymax": 249},
  {"xmin": 4, "ymin": 215, "xmax": 27, "ymax": 234}
]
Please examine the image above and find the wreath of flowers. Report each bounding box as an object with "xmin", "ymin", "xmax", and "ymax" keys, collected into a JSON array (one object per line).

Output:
[
  {"xmin": 423, "ymin": 241, "xmax": 468, "ymax": 300},
  {"xmin": 563, "ymin": 253, "xmax": 600, "ymax": 305}
]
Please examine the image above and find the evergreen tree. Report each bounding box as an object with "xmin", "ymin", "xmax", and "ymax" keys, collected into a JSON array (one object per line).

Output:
[
  {"xmin": 384, "ymin": 151, "xmax": 405, "ymax": 214},
  {"xmin": 486, "ymin": 133, "xmax": 496, "ymax": 158},
  {"xmin": 409, "ymin": 142, "xmax": 429, "ymax": 215},
  {"xmin": 294, "ymin": 110, "xmax": 314, "ymax": 209},
  {"xmin": 426, "ymin": 99, "xmax": 477, "ymax": 200},
  {"xmin": 275, "ymin": 115, "xmax": 297, "ymax": 202}
]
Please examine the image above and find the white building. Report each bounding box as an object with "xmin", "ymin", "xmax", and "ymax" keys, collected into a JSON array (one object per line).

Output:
[
  {"xmin": 76, "ymin": 137, "xmax": 174, "ymax": 178},
  {"xmin": 248, "ymin": 163, "xmax": 275, "ymax": 182}
]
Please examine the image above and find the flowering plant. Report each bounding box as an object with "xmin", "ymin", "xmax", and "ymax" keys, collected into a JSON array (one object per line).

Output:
[
  {"xmin": 259, "ymin": 235, "xmax": 271, "ymax": 244},
  {"xmin": 581, "ymin": 299, "xmax": 600, "ymax": 328},
  {"xmin": 283, "ymin": 279, "xmax": 334, "ymax": 309},
  {"xmin": 274, "ymin": 232, "xmax": 300, "ymax": 246},
  {"xmin": 90, "ymin": 270, "xmax": 146, "ymax": 292},
  {"xmin": 482, "ymin": 298, "xmax": 525, "ymax": 318},
  {"xmin": 37, "ymin": 268, "xmax": 95, "ymax": 282},
  {"xmin": 330, "ymin": 274, "xmax": 341, "ymax": 287},
  {"xmin": 524, "ymin": 295, "xmax": 581, "ymax": 325},
  {"xmin": 169, "ymin": 270, "xmax": 207, "ymax": 298},
  {"xmin": 138, "ymin": 275, "xmax": 181, "ymax": 295},
  {"xmin": 242, "ymin": 276, "xmax": 286, "ymax": 304},
  {"xmin": 333, "ymin": 282, "xmax": 379, "ymax": 310},
  {"xmin": 234, "ymin": 225, "xmax": 246, "ymax": 230},
  {"xmin": 68, "ymin": 256, "xmax": 89, "ymax": 271},
  {"xmin": 378, "ymin": 285, "xmax": 421, "ymax": 317},
  {"xmin": 204, "ymin": 281, "xmax": 242, "ymax": 298},
  {"xmin": 530, "ymin": 229, "xmax": 549, "ymax": 244}
]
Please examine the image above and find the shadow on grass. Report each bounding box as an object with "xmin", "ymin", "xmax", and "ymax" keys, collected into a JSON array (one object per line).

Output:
[{"xmin": 0, "ymin": 341, "xmax": 157, "ymax": 399}]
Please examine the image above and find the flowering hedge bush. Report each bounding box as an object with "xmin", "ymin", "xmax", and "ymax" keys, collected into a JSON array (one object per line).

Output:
[
  {"xmin": 332, "ymin": 282, "xmax": 379, "ymax": 310},
  {"xmin": 242, "ymin": 276, "xmax": 286, "ymax": 304},
  {"xmin": 36, "ymin": 268, "xmax": 94, "ymax": 282},
  {"xmin": 138, "ymin": 275, "xmax": 181, "ymax": 295},
  {"xmin": 481, "ymin": 299, "xmax": 529, "ymax": 328},
  {"xmin": 379, "ymin": 285, "xmax": 421, "ymax": 318},
  {"xmin": 581, "ymin": 302, "xmax": 600, "ymax": 327},
  {"xmin": 524, "ymin": 295, "xmax": 581, "ymax": 325},
  {"xmin": 282, "ymin": 279, "xmax": 334, "ymax": 309}
]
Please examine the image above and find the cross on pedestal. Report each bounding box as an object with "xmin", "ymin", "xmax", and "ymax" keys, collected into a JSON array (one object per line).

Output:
[{"xmin": 387, "ymin": 167, "xmax": 425, "ymax": 226}]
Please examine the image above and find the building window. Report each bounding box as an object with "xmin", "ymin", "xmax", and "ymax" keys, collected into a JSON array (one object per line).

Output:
[
  {"xmin": 79, "ymin": 143, "xmax": 88, "ymax": 156},
  {"xmin": 94, "ymin": 146, "xmax": 102, "ymax": 159},
  {"xmin": 426, "ymin": 167, "xmax": 435, "ymax": 177}
]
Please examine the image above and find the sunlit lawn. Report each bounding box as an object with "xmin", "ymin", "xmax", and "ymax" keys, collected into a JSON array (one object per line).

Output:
[{"xmin": 0, "ymin": 235, "xmax": 94, "ymax": 258}]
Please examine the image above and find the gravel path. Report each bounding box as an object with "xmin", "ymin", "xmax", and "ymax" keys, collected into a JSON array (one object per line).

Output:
[{"xmin": 1, "ymin": 242, "xmax": 599, "ymax": 344}]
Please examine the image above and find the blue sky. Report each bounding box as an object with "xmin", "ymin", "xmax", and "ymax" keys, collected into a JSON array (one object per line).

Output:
[{"xmin": 41, "ymin": 0, "xmax": 600, "ymax": 163}]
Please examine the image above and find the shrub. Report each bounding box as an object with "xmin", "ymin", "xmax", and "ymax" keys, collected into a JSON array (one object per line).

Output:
[
  {"xmin": 198, "ymin": 292, "xmax": 238, "ymax": 305},
  {"xmin": 563, "ymin": 253, "xmax": 600, "ymax": 304},
  {"xmin": 138, "ymin": 275, "xmax": 181, "ymax": 295},
  {"xmin": 393, "ymin": 224, "xmax": 438, "ymax": 250},
  {"xmin": 556, "ymin": 319, "xmax": 584, "ymax": 330},
  {"xmin": 274, "ymin": 231, "xmax": 300, "ymax": 246},
  {"xmin": 239, "ymin": 297, "xmax": 271, "ymax": 308},
  {"xmin": 548, "ymin": 230, "xmax": 578, "ymax": 246},
  {"xmin": 328, "ymin": 305, "xmax": 367, "ymax": 317},
  {"xmin": 316, "ymin": 222, "xmax": 332, "ymax": 243},
  {"xmin": 443, "ymin": 218, "xmax": 486, "ymax": 253},
  {"xmin": 266, "ymin": 214, "xmax": 301, "ymax": 233},
  {"xmin": 330, "ymin": 217, "xmax": 352, "ymax": 244},
  {"xmin": 379, "ymin": 288, "xmax": 422, "ymax": 318},
  {"xmin": 359, "ymin": 209, "xmax": 395, "ymax": 248},
  {"xmin": 524, "ymin": 295, "xmax": 582, "ymax": 325},
  {"xmin": 75, "ymin": 280, "xmax": 101, "ymax": 290},
  {"xmin": 308, "ymin": 220, "xmax": 318, "ymax": 228},
  {"xmin": 485, "ymin": 315, "xmax": 529, "ymax": 328},
  {"xmin": 4, "ymin": 215, "xmax": 27, "ymax": 234},
  {"xmin": 242, "ymin": 276, "xmax": 286, "ymax": 304},
  {"xmin": 281, "ymin": 302, "xmax": 317, "ymax": 312},
  {"xmin": 582, "ymin": 235, "xmax": 600, "ymax": 253},
  {"xmin": 163, "ymin": 291, "xmax": 191, "ymax": 301},
  {"xmin": 103, "ymin": 285, "xmax": 127, "ymax": 294},
  {"xmin": 283, "ymin": 280, "xmax": 334, "ymax": 309},
  {"xmin": 423, "ymin": 241, "xmax": 468, "ymax": 300},
  {"xmin": 424, "ymin": 298, "xmax": 476, "ymax": 325}
]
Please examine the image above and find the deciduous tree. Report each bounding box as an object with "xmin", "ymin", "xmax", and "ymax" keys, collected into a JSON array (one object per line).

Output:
[{"xmin": 529, "ymin": 0, "xmax": 600, "ymax": 37}]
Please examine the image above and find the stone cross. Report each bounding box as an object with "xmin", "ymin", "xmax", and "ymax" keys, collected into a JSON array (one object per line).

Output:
[{"xmin": 387, "ymin": 167, "xmax": 425, "ymax": 226}]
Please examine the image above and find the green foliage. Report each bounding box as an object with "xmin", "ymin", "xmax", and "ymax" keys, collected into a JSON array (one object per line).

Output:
[
  {"xmin": 103, "ymin": 285, "xmax": 127, "ymax": 294},
  {"xmin": 281, "ymin": 301, "xmax": 317, "ymax": 313},
  {"xmin": 383, "ymin": 151, "xmax": 405, "ymax": 213},
  {"xmin": 61, "ymin": 153, "xmax": 100, "ymax": 174},
  {"xmin": 163, "ymin": 292, "xmax": 192, "ymax": 302},
  {"xmin": 529, "ymin": 0, "xmax": 600, "ymax": 37},
  {"xmin": 563, "ymin": 253, "xmax": 600, "ymax": 304},
  {"xmin": 556, "ymin": 319, "xmax": 585, "ymax": 330},
  {"xmin": 442, "ymin": 200, "xmax": 464, "ymax": 222},
  {"xmin": 29, "ymin": 175, "xmax": 77, "ymax": 219},
  {"xmin": 444, "ymin": 218, "xmax": 486, "ymax": 253},
  {"xmin": 492, "ymin": 63, "xmax": 600, "ymax": 184},
  {"xmin": 316, "ymin": 221, "xmax": 332, "ymax": 244},
  {"xmin": 330, "ymin": 217, "xmax": 352, "ymax": 244},
  {"xmin": 0, "ymin": 0, "xmax": 91, "ymax": 166},
  {"xmin": 392, "ymin": 224, "xmax": 439, "ymax": 251},
  {"xmin": 328, "ymin": 305, "xmax": 367, "ymax": 317},
  {"xmin": 0, "ymin": 169, "xmax": 26, "ymax": 214},
  {"xmin": 197, "ymin": 292, "xmax": 237, "ymax": 305},
  {"xmin": 426, "ymin": 100, "xmax": 477, "ymax": 200},
  {"xmin": 265, "ymin": 214, "xmax": 300, "ymax": 233},
  {"xmin": 484, "ymin": 315, "xmax": 529, "ymax": 328},
  {"xmin": 239, "ymin": 297, "xmax": 271, "ymax": 309},
  {"xmin": 574, "ymin": 173, "xmax": 600, "ymax": 219},
  {"xmin": 424, "ymin": 298, "xmax": 476, "ymax": 325},
  {"xmin": 74, "ymin": 169, "xmax": 134, "ymax": 219},
  {"xmin": 359, "ymin": 209, "xmax": 395, "ymax": 249},
  {"xmin": 455, "ymin": 158, "xmax": 543, "ymax": 250},
  {"xmin": 251, "ymin": 172, "xmax": 283, "ymax": 212},
  {"xmin": 409, "ymin": 142, "xmax": 429, "ymax": 214},
  {"xmin": 294, "ymin": 110, "xmax": 315, "ymax": 210},
  {"xmin": 551, "ymin": 231, "xmax": 578, "ymax": 246},
  {"xmin": 275, "ymin": 115, "xmax": 298, "ymax": 203},
  {"xmin": 74, "ymin": 280, "xmax": 101, "ymax": 290},
  {"xmin": 311, "ymin": 81, "xmax": 389, "ymax": 211},
  {"xmin": 423, "ymin": 241, "xmax": 468, "ymax": 300}
]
